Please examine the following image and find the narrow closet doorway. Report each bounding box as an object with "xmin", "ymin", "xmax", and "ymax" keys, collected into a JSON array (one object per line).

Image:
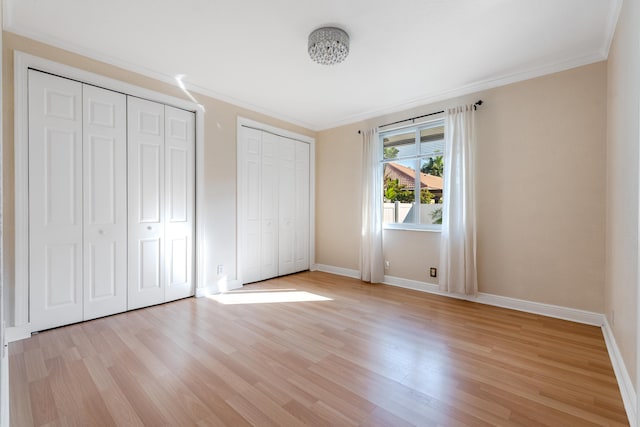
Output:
[{"xmin": 237, "ymin": 118, "xmax": 315, "ymax": 285}]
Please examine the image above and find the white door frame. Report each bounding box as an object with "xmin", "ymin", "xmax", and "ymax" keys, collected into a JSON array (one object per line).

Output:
[
  {"xmin": 236, "ymin": 117, "xmax": 316, "ymax": 286},
  {"xmin": 11, "ymin": 51, "xmax": 206, "ymax": 339}
]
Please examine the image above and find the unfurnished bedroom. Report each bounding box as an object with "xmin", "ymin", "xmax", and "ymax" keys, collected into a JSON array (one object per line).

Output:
[{"xmin": 0, "ymin": 0, "xmax": 638, "ymax": 426}]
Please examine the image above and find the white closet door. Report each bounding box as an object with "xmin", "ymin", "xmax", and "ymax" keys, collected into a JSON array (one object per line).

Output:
[
  {"xmin": 128, "ymin": 97, "xmax": 165, "ymax": 310},
  {"xmin": 28, "ymin": 70, "xmax": 83, "ymax": 331},
  {"xmin": 294, "ymin": 141, "xmax": 310, "ymax": 272},
  {"xmin": 278, "ymin": 137, "xmax": 296, "ymax": 276},
  {"xmin": 239, "ymin": 127, "xmax": 278, "ymax": 283},
  {"xmin": 260, "ymin": 132, "xmax": 279, "ymax": 280},
  {"xmin": 83, "ymin": 85, "xmax": 127, "ymax": 320},
  {"xmin": 164, "ymin": 106, "xmax": 195, "ymax": 301},
  {"xmin": 240, "ymin": 127, "xmax": 262, "ymax": 283}
]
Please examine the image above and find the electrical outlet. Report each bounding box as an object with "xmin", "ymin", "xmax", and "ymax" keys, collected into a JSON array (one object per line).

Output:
[
  {"xmin": 429, "ymin": 267, "xmax": 437, "ymax": 278},
  {"xmin": 384, "ymin": 260, "xmax": 390, "ymax": 270},
  {"xmin": 217, "ymin": 264, "xmax": 224, "ymax": 275}
]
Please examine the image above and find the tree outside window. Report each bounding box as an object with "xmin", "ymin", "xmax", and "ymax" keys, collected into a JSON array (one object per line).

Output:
[{"xmin": 380, "ymin": 120, "xmax": 444, "ymax": 228}]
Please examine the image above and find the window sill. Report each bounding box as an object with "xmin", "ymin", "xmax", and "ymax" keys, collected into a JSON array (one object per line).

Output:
[{"xmin": 383, "ymin": 224, "xmax": 442, "ymax": 233}]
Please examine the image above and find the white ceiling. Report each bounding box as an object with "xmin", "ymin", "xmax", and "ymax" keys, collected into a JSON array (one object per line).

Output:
[{"xmin": 4, "ymin": 0, "xmax": 621, "ymax": 131}]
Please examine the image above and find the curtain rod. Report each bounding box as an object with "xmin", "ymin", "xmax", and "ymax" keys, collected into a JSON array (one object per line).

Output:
[{"xmin": 357, "ymin": 100, "xmax": 483, "ymax": 134}]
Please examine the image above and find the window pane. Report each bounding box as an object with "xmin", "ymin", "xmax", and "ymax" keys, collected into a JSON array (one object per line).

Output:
[
  {"xmin": 420, "ymin": 125, "xmax": 445, "ymax": 157},
  {"xmin": 418, "ymin": 157, "xmax": 443, "ymax": 225},
  {"xmin": 383, "ymin": 130, "xmax": 416, "ymax": 159},
  {"xmin": 383, "ymin": 161, "xmax": 417, "ymax": 224}
]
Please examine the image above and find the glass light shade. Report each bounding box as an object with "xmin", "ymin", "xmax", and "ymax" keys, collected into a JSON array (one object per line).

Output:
[{"xmin": 308, "ymin": 27, "xmax": 350, "ymax": 65}]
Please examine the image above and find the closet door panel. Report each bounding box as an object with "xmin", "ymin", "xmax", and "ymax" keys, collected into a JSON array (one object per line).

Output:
[
  {"xmin": 83, "ymin": 85, "xmax": 127, "ymax": 320},
  {"xmin": 28, "ymin": 70, "xmax": 83, "ymax": 331},
  {"xmin": 128, "ymin": 97, "xmax": 165, "ymax": 309},
  {"xmin": 164, "ymin": 106, "xmax": 195, "ymax": 301},
  {"xmin": 240, "ymin": 127, "xmax": 262, "ymax": 283},
  {"xmin": 260, "ymin": 132, "xmax": 278, "ymax": 280},
  {"xmin": 294, "ymin": 141, "xmax": 310, "ymax": 272},
  {"xmin": 278, "ymin": 138, "xmax": 295, "ymax": 276}
]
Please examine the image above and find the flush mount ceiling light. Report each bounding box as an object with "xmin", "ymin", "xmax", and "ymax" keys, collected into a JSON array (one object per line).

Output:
[{"xmin": 308, "ymin": 27, "xmax": 350, "ymax": 65}]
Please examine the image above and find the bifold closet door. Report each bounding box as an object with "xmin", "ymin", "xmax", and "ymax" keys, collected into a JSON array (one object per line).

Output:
[
  {"xmin": 240, "ymin": 127, "xmax": 310, "ymax": 283},
  {"xmin": 128, "ymin": 98, "xmax": 195, "ymax": 308},
  {"xmin": 239, "ymin": 127, "xmax": 278, "ymax": 284},
  {"xmin": 279, "ymin": 139, "xmax": 310, "ymax": 276},
  {"xmin": 28, "ymin": 70, "xmax": 83, "ymax": 331},
  {"xmin": 29, "ymin": 71, "xmax": 128, "ymax": 330},
  {"xmin": 294, "ymin": 141, "xmax": 310, "ymax": 272},
  {"xmin": 278, "ymin": 138, "xmax": 295, "ymax": 276},
  {"xmin": 164, "ymin": 106, "xmax": 195, "ymax": 302},
  {"xmin": 83, "ymin": 85, "xmax": 127, "ymax": 320},
  {"xmin": 128, "ymin": 97, "xmax": 166, "ymax": 309}
]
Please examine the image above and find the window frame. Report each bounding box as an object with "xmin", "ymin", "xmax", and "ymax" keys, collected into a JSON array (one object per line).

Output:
[{"xmin": 379, "ymin": 118, "xmax": 445, "ymax": 232}]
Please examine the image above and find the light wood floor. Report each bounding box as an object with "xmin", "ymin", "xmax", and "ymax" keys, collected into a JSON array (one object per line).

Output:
[{"xmin": 10, "ymin": 271, "xmax": 628, "ymax": 426}]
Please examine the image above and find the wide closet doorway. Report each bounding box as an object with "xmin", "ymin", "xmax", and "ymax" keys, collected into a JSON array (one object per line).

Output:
[
  {"xmin": 237, "ymin": 119, "xmax": 314, "ymax": 284},
  {"xmin": 27, "ymin": 69, "xmax": 195, "ymax": 332}
]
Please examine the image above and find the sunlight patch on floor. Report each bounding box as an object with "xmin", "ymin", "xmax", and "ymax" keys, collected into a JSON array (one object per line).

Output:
[{"xmin": 207, "ymin": 289, "xmax": 332, "ymax": 305}]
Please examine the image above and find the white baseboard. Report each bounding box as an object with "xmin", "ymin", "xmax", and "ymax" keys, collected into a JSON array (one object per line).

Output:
[
  {"xmin": 473, "ymin": 293, "xmax": 604, "ymax": 326},
  {"xmin": 602, "ymin": 318, "xmax": 637, "ymax": 427},
  {"xmin": 382, "ymin": 275, "xmax": 604, "ymax": 326},
  {"xmin": 312, "ymin": 264, "xmax": 360, "ymax": 280},
  {"xmin": 5, "ymin": 324, "xmax": 31, "ymax": 343},
  {"xmin": 196, "ymin": 278, "xmax": 242, "ymax": 297}
]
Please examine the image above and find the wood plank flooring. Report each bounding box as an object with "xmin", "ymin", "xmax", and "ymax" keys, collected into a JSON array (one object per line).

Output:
[{"xmin": 10, "ymin": 271, "xmax": 628, "ymax": 426}]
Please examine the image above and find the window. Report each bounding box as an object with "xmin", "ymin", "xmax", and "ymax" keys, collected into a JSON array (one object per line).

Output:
[{"xmin": 380, "ymin": 119, "xmax": 445, "ymax": 230}]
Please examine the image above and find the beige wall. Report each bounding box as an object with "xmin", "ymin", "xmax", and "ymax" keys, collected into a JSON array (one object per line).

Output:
[
  {"xmin": 315, "ymin": 122, "xmax": 362, "ymax": 270},
  {"xmin": 317, "ymin": 62, "xmax": 607, "ymax": 312},
  {"xmin": 606, "ymin": 0, "xmax": 639, "ymax": 390},
  {"xmin": 2, "ymin": 32, "xmax": 316, "ymax": 324}
]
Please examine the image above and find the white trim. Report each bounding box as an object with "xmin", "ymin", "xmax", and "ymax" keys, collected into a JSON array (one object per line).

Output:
[
  {"xmin": 13, "ymin": 52, "xmax": 28, "ymax": 326},
  {"xmin": 383, "ymin": 275, "xmax": 447, "ymax": 294},
  {"xmin": 236, "ymin": 117, "xmax": 316, "ymax": 286},
  {"xmin": 602, "ymin": 0, "xmax": 624, "ymax": 57},
  {"xmin": 195, "ymin": 98, "xmax": 206, "ymax": 295},
  {"xmin": 5, "ymin": 324, "xmax": 31, "ymax": 343},
  {"xmin": 382, "ymin": 275, "xmax": 604, "ymax": 326},
  {"xmin": 195, "ymin": 288, "xmax": 210, "ymax": 298},
  {"xmin": 473, "ymin": 293, "xmax": 604, "ymax": 326},
  {"xmin": 309, "ymin": 268, "xmax": 606, "ymax": 327},
  {"xmin": 238, "ymin": 117, "xmax": 315, "ymax": 145},
  {"xmin": 0, "ymin": 5, "xmax": 7, "ymax": 425},
  {"xmin": 312, "ymin": 264, "xmax": 361, "ymax": 280},
  {"xmin": 1, "ymin": 24, "xmax": 613, "ymax": 132},
  {"xmin": 2, "ymin": 26, "xmax": 317, "ymax": 132},
  {"xmin": 195, "ymin": 279, "xmax": 242, "ymax": 298},
  {"xmin": 321, "ymin": 52, "xmax": 606, "ymax": 131},
  {"xmin": 602, "ymin": 318, "xmax": 637, "ymax": 427},
  {"xmin": 13, "ymin": 51, "xmax": 207, "ymax": 328}
]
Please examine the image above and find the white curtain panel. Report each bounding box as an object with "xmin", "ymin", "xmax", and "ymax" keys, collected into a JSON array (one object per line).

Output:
[
  {"xmin": 360, "ymin": 128, "xmax": 384, "ymax": 283},
  {"xmin": 439, "ymin": 105, "xmax": 478, "ymax": 295}
]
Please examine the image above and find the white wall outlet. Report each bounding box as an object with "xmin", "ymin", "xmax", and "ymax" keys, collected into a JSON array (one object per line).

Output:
[
  {"xmin": 217, "ymin": 264, "xmax": 224, "ymax": 275},
  {"xmin": 384, "ymin": 260, "xmax": 390, "ymax": 269}
]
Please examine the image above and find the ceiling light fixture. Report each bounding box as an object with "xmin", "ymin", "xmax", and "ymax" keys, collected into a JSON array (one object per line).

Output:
[{"xmin": 308, "ymin": 27, "xmax": 350, "ymax": 65}]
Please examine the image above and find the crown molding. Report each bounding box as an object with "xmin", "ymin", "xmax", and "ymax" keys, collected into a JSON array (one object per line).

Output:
[
  {"xmin": 318, "ymin": 51, "xmax": 607, "ymax": 131},
  {"xmin": 4, "ymin": 11, "xmax": 614, "ymax": 133},
  {"xmin": 601, "ymin": 0, "xmax": 624, "ymax": 57},
  {"xmin": 1, "ymin": 26, "xmax": 319, "ymax": 132}
]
